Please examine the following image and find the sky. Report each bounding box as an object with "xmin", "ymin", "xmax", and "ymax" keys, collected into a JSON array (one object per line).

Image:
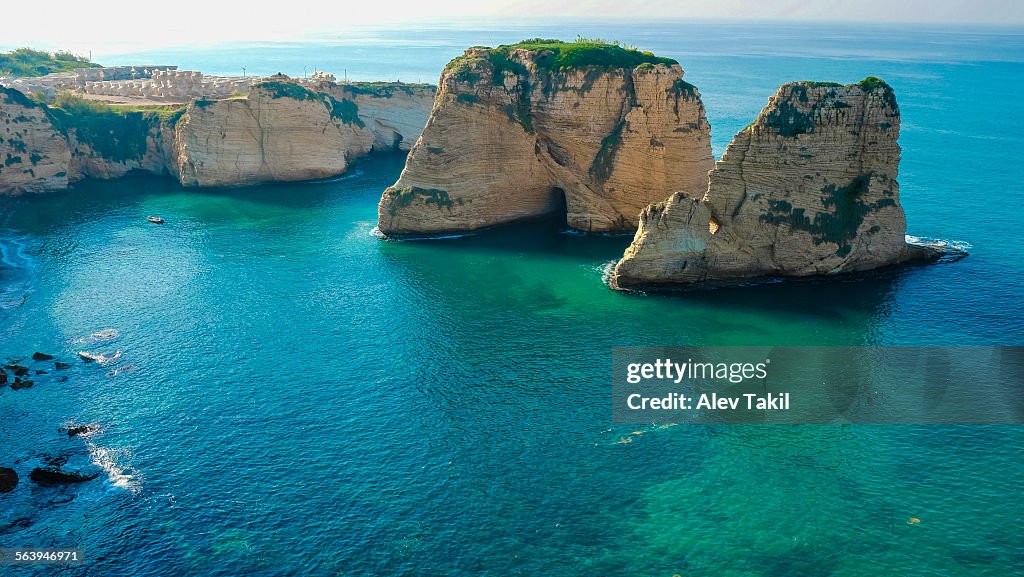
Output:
[{"xmin": 4, "ymin": 0, "xmax": 1023, "ymax": 55}]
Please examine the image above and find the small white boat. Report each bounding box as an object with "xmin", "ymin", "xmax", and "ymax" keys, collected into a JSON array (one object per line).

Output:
[{"xmin": 147, "ymin": 216, "xmax": 164, "ymax": 224}]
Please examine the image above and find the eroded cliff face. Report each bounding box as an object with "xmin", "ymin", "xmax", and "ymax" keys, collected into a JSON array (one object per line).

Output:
[
  {"xmin": 68, "ymin": 122, "xmax": 176, "ymax": 182},
  {"xmin": 173, "ymin": 82, "xmax": 436, "ymax": 187},
  {"xmin": 0, "ymin": 87, "xmax": 71, "ymax": 195},
  {"xmin": 0, "ymin": 81, "xmax": 434, "ymax": 193},
  {"xmin": 327, "ymin": 83, "xmax": 436, "ymax": 153},
  {"xmin": 378, "ymin": 44, "xmax": 715, "ymax": 235},
  {"xmin": 172, "ymin": 83, "xmax": 371, "ymax": 187},
  {"xmin": 613, "ymin": 79, "xmax": 927, "ymax": 288}
]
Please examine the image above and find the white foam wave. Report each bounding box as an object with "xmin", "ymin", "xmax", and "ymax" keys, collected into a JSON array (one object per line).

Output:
[
  {"xmin": 599, "ymin": 260, "xmax": 617, "ymax": 285},
  {"xmin": 370, "ymin": 226, "xmax": 476, "ymax": 241},
  {"xmin": 307, "ymin": 169, "xmax": 364, "ymax": 183},
  {"xmin": 78, "ymin": 350, "xmax": 123, "ymax": 364},
  {"xmin": 86, "ymin": 441, "xmax": 142, "ymax": 494},
  {"xmin": 73, "ymin": 328, "xmax": 120, "ymax": 344},
  {"xmin": 106, "ymin": 364, "xmax": 138, "ymax": 377},
  {"xmin": 905, "ymin": 235, "xmax": 972, "ymax": 252}
]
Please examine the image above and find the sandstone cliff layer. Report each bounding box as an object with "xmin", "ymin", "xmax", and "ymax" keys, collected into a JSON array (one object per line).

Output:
[
  {"xmin": 174, "ymin": 81, "xmax": 434, "ymax": 187},
  {"xmin": 378, "ymin": 41, "xmax": 715, "ymax": 235},
  {"xmin": 0, "ymin": 81, "xmax": 434, "ymax": 194},
  {"xmin": 613, "ymin": 78, "xmax": 936, "ymax": 288},
  {"xmin": 0, "ymin": 87, "xmax": 71, "ymax": 194}
]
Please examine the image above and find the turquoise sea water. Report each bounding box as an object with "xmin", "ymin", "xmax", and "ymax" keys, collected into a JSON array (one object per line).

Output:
[{"xmin": 1, "ymin": 22, "xmax": 1023, "ymax": 576}]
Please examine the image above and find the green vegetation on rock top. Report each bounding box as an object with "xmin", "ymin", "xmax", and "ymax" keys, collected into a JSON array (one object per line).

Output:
[
  {"xmin": 255, "ymin": 81, "xmax": 365, "ymax": 127},
  {"xmin": 341, "ymin": 82, "xmax": 433, "ymax": 98},
  {"xmin": 0, "ymin": 48, "xmax": 99, "ymax": 77},
  {"xmin": 110, "ymin": 103, "xmax": 188, "ymax": 124},
  {"xmin": 45, "ymin": 93, "xmax": 154, "ymax": 163},
  {"xmin": 258, "ymin": 81, "xmax": 320, "ymax": 101},
  {"xmin": 857, "ymin": 76, "xmax": 891, "ymax": 91},
  {"xmin": 0, "ymin": 86, "xmax": 41, "ymax": 109},
  {"xmin": 793, "ymin": 81, "xmax": 844, "ymax": 88},
  {"xmin": 449, "ymin": 37, "xmax": 677, "ymax": 75}
]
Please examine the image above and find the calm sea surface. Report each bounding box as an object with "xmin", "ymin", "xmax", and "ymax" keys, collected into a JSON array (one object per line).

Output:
[{"xmin": 1, "ymin": 22, "xmax": 1022, "ymax": 576}]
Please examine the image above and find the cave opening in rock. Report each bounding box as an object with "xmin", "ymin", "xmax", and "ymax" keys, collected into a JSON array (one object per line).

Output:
[{"xmin": 548, "ymin": 186, "xmax": 568, "ymax": 229}]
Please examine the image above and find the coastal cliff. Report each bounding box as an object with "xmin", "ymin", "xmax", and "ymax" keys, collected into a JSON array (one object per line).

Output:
[
  {"xmin": 173, "ymin": 81, "xmax": 434, "ymax": 187},
  {"xmin": 172, "ymin": 82, "xmax": 375, "ymax": 187},
  {"xmin": 0, "ymin": 80, "xmax": 434, "ymax": 193},
  {"xmin": 0, "ymin": 87, "xmax": 71, "ymax": 194},
  {"xmin": 613, "ymin": 78, "xmax": 936, "ymax": 288},
  {"xmin": 378, "ymin": 39, "xmax": 714, "ymax": 235}
]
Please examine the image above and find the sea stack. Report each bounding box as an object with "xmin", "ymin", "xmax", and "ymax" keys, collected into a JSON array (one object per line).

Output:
[
  {"xmin": 377, "ymin": 39, "xmax": 715, "ymax": 235},
  {"xmin": 612, "ymin": 78, "xmax": 941, "ymax": 289}
]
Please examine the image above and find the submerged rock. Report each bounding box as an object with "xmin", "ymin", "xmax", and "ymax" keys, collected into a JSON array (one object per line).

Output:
[
  {"xmin": 0, "ymin": 467, "xmax": 17, "ymax": 493},
  {"xmin": 612, "ymin": 78, "xmax": 962, "ymax": 289},
  {"xmin": 6, "ymin": 365, "xmax": 29, "ymax": 376},
  {"xmin": 31, "ymin": 352, "xmax": 54, "ymax": 361},
  {"xmin": 378, "ymin": 39, "xmax": 714, "ymax": 235},
  {"xmin": 28, "ymin": 467, "xmax": 98, "ymax": 486},
  {"xmin": 63, "ymin": 425, "xmax": 97, "ymax": 438},
  {"xmin": 10, "ymin": 379, "xmax": 33, "ymax": 390},
  {"xmin": 54, "ymin": 361, "xmax": 72, "ymax": 370}
]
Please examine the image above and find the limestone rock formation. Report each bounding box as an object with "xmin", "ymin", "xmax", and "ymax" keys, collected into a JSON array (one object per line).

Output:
[
  {"xmin": 172, "ymin": 82, "xmax": 373, "ymax": 186},
  {"xmin": 0, "ymin": 81, "xmax": 434, "ymax": 193},
  {"xmin": 67, "ymin": 121, "xmax": 176, "ymax": 182},
  {"xmin": 29, "ymin": 467, "xmax": 98, "ymax": 486},
  {"xmin": 329, "ymin": 83, "xmax": 436, "ymax": 153},
  {"xmin": 0, "ymin": 87, "xmax": 71, "ymax": 195},
  {"xmin": 378, "ymin": 40, "xmax": 715, "ymax": 235},
  {"xmin": 173, "ymin": 81, "xmax": 434, "ymax": 187},
  {"xmin": 613, "ymin": 78, "xmax": 939, "ymax": 288}
]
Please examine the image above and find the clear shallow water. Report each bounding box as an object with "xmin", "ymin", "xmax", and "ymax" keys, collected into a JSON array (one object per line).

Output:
[{"xmin": 1, "ymin": 22, "xmax": 1023, "ymax": 577}]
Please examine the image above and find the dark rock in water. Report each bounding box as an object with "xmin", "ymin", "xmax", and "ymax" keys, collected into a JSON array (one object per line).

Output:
[
  {"xmin": 64, "ymin": 425, "xmax": 96, "ymax": 438},
  {"xmin": 54, "ymin": 361, "xmax": 72, "ymax": 370},
  {"xmin": 32, "ymin": 352, "xmax": 54, "ymax": 361},
  {"xmin": 29, "ymin": 468, "xmax": 98, "ymax": 486},
  {"xmin": 6, "ymin": 365, "xmax": 29, "ymax": 376},
  {"xmin": 56, "ymin": 376, "xmax": 69, "ymax": 383},
  {"xmin": 0, "ymin": 371, "xmax": 6, "ymax": 385},
  {"xmin": 49, "ymin": 494, "xmax": 76, "ymax": 505},
  {"xmin": 45, "ymin": 455, "xmax": 69, "ymax": 467},
  {"xmin": 35, "ymin": 369, "xmax": 48, "ymax": 375},
  {"xmin": 10, "ymin": 379, "xmax": 33, "ymax": 390},
  {"xmin": 0, "ymin": 467, "xmax": 17, "ymax": 493},
  {"xmin": 0, "ymin": 517, "xmax": 32, "ymax": 534}
]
